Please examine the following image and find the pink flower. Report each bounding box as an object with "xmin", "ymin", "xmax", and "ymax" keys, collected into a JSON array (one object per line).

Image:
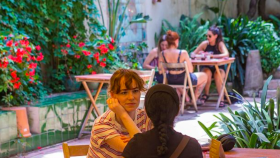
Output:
[
  {"xmin": 15, "ymin": 42, "xmax": 18, "ymax": 46},
  {"xmin": 82, "ymin": 50, "xmax": 91, "ymax": 56},
  {"xmin": 29, "ymin": 63, "xmax": 37, "ymax": 69},
  {"xmin": 66, "ymin": 44, "xmax": 71, "ymax": 48},
  {"xmin": 29, "ymin": 69, "xmax": 35, "ymax": 76},
  {"xmin": 35, "ymin": 45, "xmax": 41, "ymax": 51},
  {"xmin": 79, "ymin": 42, "xmax": 85, "ymax": 47},
  {"xmin": 37, "ymin": 53, "xmax": 44, "ymax": 61},
  {"xmin": 87, "ymin": 65, "xmax": 92, "ymax": 69},
  {"xmin": 4, "ymin": 37, "xmax": 7, "ymax": 40},
  {"xmin": 111, "ymin": 37, "xmax": 115, "ymax": 43},
  {"xmin": 73, "ymin": 35, "xmax": 77, "ymax": 39},
  {"xmin": 91, "ymin": 71, "xmax": 96, "ymax": 74},
  {"xmin": 102, "ymin": 58, "xmax": 106, "ymax": 62},
  {"xmin": 74, "ymin": 55, "xmax": 80, "ymax": 59}
]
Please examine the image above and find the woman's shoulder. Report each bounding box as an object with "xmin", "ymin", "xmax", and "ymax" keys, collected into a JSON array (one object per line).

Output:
[
  {"xmin": 94, "ymin": 110, "xmax": 114, "ymax": 124},
  {"xmin": 201, "ymin": 40, "xmax": 209, "ymax": 46}
]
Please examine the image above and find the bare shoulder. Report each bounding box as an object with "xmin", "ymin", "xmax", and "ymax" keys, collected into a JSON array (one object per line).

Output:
[
  {"xmin": 201, "ymin": 40, "xmax": 208, "ymax": 46},
  {"xmin": 181, "ymin": 49, "xmax": 189, "ymax": 54},
  {"xmin": 150, "ymin": 48, "xmax": 158, "ymax": 55}
]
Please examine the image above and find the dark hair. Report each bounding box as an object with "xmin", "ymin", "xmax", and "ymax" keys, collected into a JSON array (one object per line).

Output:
[
  {"xmin": 165, "ymin": 30, "xmax": 179, "ymax": 47},
  {"xmin": 108, "ymin": 69, "xmax": 146, "ymax": 94},
  {"xmin": 209, "ymin": 26, "xmax": 223, "ymax": 50},
  {"xmin": 144, "ymin": 84, "xmax": 179, "ymax": 156},
  {"xmin": 157, "ymin": 35, "xmax": 167, "ymax": 55}
]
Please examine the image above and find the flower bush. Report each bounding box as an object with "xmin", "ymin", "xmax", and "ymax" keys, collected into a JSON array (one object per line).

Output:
[
  {"xmin": 0, "ymin": 31, "xmax": 47, "ymax": 106},
  {"xmin": 52, "ymin": 35, "xmax": 116, "ymax": 91}
]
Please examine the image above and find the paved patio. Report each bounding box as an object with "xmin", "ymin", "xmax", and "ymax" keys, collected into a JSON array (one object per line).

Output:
[{"xmin": 13, "ymin": 97, "xmax": 259, "ymax": 158}]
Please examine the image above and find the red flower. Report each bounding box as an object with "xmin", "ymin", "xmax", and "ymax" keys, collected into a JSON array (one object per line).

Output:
[
  {"xmin": 100, "ymin": 62, "xmax": 106, "ymax": 67},
  {"xmin": 11, "ymin": 71, "xmax": 17, "ymax": 79},
  {"xmin": 0, "ymin": 60, "xmax": 8, "ymax": 68},
  {"xmin": 111, "ymin": 37, "xmax": 115, "ymax": 43},
  {"xmin": 4, "ymin": 37, "xmax": 7, "ymax": 40},
  {"xmin": 74, "ymin": 55, "xmax": 81, "ymax": 59},
  {"xmin": 31, "ymin": 56, "xmax": 36, "ymax": 61},
  {"xmin": 108, "ymin": 44, "xmax": 115, "ymax": 50},
  {"xmin": 102, "ymin": 58, "xmax": 106, "ymax": 62},
  {"xmin": 14, "ymin": 82, "xmax": 21, "ymax": 89},
  {"xmin": 69, "ymin": 66, "xmax": 72, "ymax": 70},
  {"xmin": 82, "ymin": 50, "xmax": 91, "ymax": 56},
  {"xmin": 66, "ymin": 44, "xmax": 71, "ymax": 48},
  {"xmin": 29, "ymin": 63, "xmax": 37, "ymax": 69},
  {"xmin": 61, "ymin": 49, "xmax": 68, "ymax": 55},
  {"xmin": 6, "ymin": 40, "xmax": 13, "ymax": 47},
  {"xmin": 94, "ymin": 52, "xmax": 100, "ymax": 59},
  {"xmin": 37, "ymin": 53, "xmax": 44, "ymax": 61},
  {"xmin": 29, "ymin": 69, "xmax": 35, "ymax": 76},
  {"xmin": 98, "ymin": 44, "xmax": 108, "ymax": 54},
  {"xmin": 25, "ymin": 72, "xmax": 29, "ymax": 76},
  {"xmin": 15, "ymin": 42, "xmax": 18, "ymax": 46},
  {"xmin": 26, "ymin": 47, "xmax": 32, "ymax": 52},
  {"xmin": 87, "ymin": 65, "xmax": 92, "ymax": 69},
  {"xmin": 73, "ymin": 35, "xmax": 77, "ymax": 39},
  {"xmin": 20, "ymin": 40, "xmax": 29, "ymax": 47},
  {"xmin": 24, "ymin": 37, "xmax": 28, "ymax": 40},
  {"xmin": 91, "ymin": 71, "xmax": 96, "ymax": 74},
  {"xmin": 35, "ymin": 45, "xmax": 41, "ymax": 51},
  {"xmin": 78, "ymin": 42, "xmax": 85, "ymax": 47}
]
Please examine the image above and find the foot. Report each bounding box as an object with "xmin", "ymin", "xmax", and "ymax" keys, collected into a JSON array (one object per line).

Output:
[
  {"xmin": 219, "ymin": 101, "xmax": 225, "ymax": 108},
  {"xmin": 200, "ymin": 94, "xmax": 209, "ymax": 104}
]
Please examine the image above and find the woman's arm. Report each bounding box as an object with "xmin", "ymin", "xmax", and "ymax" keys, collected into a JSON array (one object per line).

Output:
[
  {"xmin": 158, "ymin": 50, "xmax": 164, "ymax": 74},
  {"xmin": 143, "ymin": 48, "xmax": 157, "ymax": 69},
  {"xmin": 182, "ymin": 50, "xmax": 193, "ymax": 73},
  {"xmin": 193, "ymin": 41, "xmax": 207, "ymax": 54},
  {"xmin": 104, "ymin": 98, "xmax": 141, "ymax": 152},
  {"xmin": 212, "ymin": 42, "xmax": 229, "ymax": 58}
]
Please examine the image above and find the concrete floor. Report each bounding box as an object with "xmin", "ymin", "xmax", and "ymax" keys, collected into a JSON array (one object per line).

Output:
[{"xmin": 14, "ymin": 97, "xmax": 259, "ymax": 158}]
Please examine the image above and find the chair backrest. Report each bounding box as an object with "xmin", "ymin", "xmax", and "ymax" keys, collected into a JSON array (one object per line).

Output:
[
  {"xmin": 133, "ymin": 69, "xmax": 155, "ymax": 89},
  {"xmin": 62, "ymin": 142, "xmax": 89, "ymax": 158},
  {"xmin": 161, "ymin": 62, "xmax": 190, "ymax": 86}
]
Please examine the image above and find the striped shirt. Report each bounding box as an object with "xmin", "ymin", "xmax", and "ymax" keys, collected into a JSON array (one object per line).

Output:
[{"xmin": 87, "ymin": 109, "xmax": 152, "ymax": 158}]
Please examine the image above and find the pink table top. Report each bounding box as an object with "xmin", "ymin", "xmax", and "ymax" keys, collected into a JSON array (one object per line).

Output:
[
  {"xmin": 191, "ymin": 57, "xmax": 235, "ymax": 66},
  {"xmin": 75, "ymin": 73, "xmax": 151, "ymax": 83}
]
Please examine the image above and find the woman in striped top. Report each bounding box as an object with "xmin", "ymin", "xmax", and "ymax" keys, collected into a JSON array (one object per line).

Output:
[{"xmin": 87, "ymin": 69, "xmax": 153, "ymax": 158}]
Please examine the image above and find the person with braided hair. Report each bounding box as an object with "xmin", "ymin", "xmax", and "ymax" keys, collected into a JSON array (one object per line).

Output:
[{"xmin": 122, "ymin": 84, "xmax": 203, "ymax": 158}]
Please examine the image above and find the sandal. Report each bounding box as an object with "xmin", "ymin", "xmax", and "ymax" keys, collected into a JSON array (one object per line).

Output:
[
  {"xmin": 219, "ymin": 101, "xmax": 225, "ymax": 108},
  {"xmin": 200, "ymin": 94, "xmax": 209, "ymax": 104}
]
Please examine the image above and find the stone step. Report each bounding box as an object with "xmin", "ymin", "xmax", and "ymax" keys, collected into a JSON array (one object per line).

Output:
[
  {"xmin": 259, "ymin": 89, "xmax": 277, "ymax": 98},
  {"xmin": 264, "ymin": 79, "xmax": 280, "ymax": 90}
]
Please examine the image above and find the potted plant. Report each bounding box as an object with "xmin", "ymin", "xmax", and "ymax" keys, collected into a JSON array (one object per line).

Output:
[
  {"xmin": 0, "ymin": 31, "xmax": 46, "ymax": 138},
  {"xmin": 198, "ymin": 75, "xmax": 280, "ymax": 149}
]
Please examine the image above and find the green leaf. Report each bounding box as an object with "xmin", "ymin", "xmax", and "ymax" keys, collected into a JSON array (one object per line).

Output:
[{"xmin": 198, "ymin": 121, "xmax": 214, "ymax": 138}]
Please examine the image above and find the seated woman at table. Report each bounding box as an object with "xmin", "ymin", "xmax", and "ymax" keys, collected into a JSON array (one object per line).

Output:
[
  {"xmin": 193, "ymin": 26, "xmax": 229, "ymax": 107},
  {"xmin": 143, "ymin": 35, "xmax": 168, "ymax": 83},
  {"xmin": 87, "ymin": 69, "xmax": 152, "ymax": 158},
  {"xmin": 122, "ymin": 84, "xmax": 203, "ymax": 158},
  {"xmin": 158, "ymin": 30, "xmax": 207, "ymax": 104}
]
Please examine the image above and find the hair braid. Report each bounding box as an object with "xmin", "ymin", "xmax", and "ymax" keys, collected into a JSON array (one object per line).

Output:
[{"xmin": 157, "ymin": 122, "xmax": 168, "ymax": 156}]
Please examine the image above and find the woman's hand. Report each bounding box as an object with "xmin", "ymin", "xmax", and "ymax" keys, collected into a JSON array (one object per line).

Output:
[
  {"xmin": 120, "ymin": 135, "xmax": 131, "ymax": 143},
  {"xmin": 107, "ymin": 98, "xmax": 126, "ymax": 116}
]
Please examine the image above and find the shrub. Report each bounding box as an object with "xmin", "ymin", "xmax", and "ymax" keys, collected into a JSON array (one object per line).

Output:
[
  {"xmin": 0, "ymin": 32, "xmax": 47, "ymax": 106},
  {"xmin": 199, "ymin": 76, "xmax": 280, "ymax": 149}
]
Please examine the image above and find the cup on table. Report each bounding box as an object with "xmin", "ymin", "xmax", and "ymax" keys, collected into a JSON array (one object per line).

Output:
[
  {"xmin": 190, "ymin": 52, "xmax": 195, "ymax": 60},
  {"xmin": 205, "ymin": 51, "xmax": 213, "ymax": 60}
]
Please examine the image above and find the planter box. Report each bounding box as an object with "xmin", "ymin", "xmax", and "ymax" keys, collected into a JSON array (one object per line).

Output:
[
  {"xmin": 0, "ymin": 111, "xmax": 17, "ymax": 144},
  {"xmin": 27, "ymin": 93, "xmax": 108, "ymax": 134}
]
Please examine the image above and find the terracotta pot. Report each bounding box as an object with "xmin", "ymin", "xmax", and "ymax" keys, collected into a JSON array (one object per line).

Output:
[{"xmin": 2, "ymin": 107, "xmax": 31, "ymax": 138}]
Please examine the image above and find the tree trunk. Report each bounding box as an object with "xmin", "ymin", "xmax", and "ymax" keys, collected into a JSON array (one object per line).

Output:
[
  {"xmin": 247, "ymin": 0, "xmax": 258, "ymax": 18},
  {"xmin": 258, "ymin": 0, "xmax": 267, "ymax": 20}
]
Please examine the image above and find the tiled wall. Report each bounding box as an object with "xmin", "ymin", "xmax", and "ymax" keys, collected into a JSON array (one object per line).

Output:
[{"xmin": 0, "ymin": 91, "xmax": 108, "ymax": 158}]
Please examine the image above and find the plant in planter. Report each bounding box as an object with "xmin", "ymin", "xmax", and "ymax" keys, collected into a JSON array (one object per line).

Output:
[
  {"xmin": 0, "ymin": 31, "xmax": 46, "ymax": 106},
  {"xmin": 247, "ymin": 17, "xmax": 280, "ymax": 78},
  {"xmin": 198, "ymin": 76, "xmax": 280, "ymax": 149},
  {"xmin": 54, "ymin": 35, "xmax": 116, "ymax": 91}
]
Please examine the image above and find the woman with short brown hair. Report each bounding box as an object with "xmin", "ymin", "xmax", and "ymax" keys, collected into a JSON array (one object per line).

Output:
[{"xmin": 87, "ymin": 69, "xmax": 152, "ymax": 158}]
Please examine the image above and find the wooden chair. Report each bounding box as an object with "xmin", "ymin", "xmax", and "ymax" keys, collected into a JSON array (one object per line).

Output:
[
  {"xmin": 161, "ymin": 61, "xmax": 198, "ymax": 115},
  {"xmin": 133, "ymin": 69, "xmax": 155, "ymax": 109},
  {"xmin": 133, "ymin": 69, "xmax": 155, "ymax": 89},
  {"xmin": 62, "ymin": 142, "xmax": 89, "ymax": 158}
]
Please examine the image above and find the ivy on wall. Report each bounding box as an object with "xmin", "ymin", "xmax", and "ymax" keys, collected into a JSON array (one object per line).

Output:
[{"xmin": 0, "ymin": 0, "xmax": 107, "ymax": 92}]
